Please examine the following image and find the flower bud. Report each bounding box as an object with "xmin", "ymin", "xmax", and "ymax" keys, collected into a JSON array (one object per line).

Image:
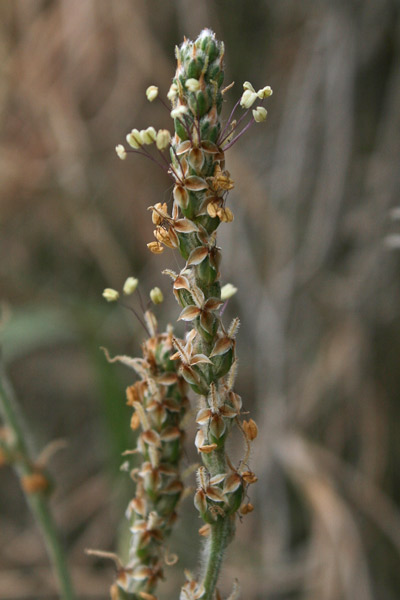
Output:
[
  {"xmin": 141, "ymin": 127, "xmax": 157, "ymax": 145},
  {"xmin": 221, "ymin": 283, "xmax": 238, "ymax": 301},
  {"xmin": 123, "ymin": 277, "xmax": 139, "ymax": 295},
  {"xmin": 167, "ymin": 82, "xmax": 178, "ymax": 101},
  {"xmin": 185, "ymin": 78, "xmax": 200, "ymax": 92},
  {"xmin": 171, "ymin": 105, "xmax": 188, "ymax": 119},
  {"xmin": 127, "ymin": 129, "xmax": 143, "ymax": 148},
  {"xmin": 156, "ymin": 129, "xmax": 171, "ymax": 150},
  {"xmin": 102, "ymin": 288, "xmax": 120, "ymax": 302},
  {"xmin": 257, "ymin": 85, "xmax": 273, "ymax": 99},
  {"xmin": 243, "ymin": 81, "xmax": 255, "ymax": 92},
  {"xmin": 252, "ymin": 106, "xmax": 267, "ymax": 123},
  {"xmin": 150, "ymin": 287, "xmax": 164, "ymax": 305},
  {"xmin": 146, "ymin": 85, "xmax": 158, "ymax": 102},
  {"xmin": 115, "ymin": 144, "xmax": 127, "ymax": 160},
  {"xmin": 240, "ymin": 89, "xmax": 257, "ymax": 109}
]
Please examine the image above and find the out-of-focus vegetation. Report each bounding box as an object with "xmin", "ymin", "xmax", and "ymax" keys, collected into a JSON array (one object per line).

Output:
[{"xmin": 1, "ymin": 0, "xmax": 400, "ymax": 598}]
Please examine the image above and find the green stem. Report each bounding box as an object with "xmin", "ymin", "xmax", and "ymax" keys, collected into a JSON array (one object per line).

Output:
[
  {"xmin": 202, "ymin": 516, "xmax": 234, "ymax": 600},
  {"xmin": 201, "ymin": 447, "xmax": 234, "ymax": 599},
  {"xmin": 0, "ymin": 364, "xmax": 77, "ymax": 600},
  {"xmin": 24, "ymin": 491, "xmax": 77, "ymax": 600}
]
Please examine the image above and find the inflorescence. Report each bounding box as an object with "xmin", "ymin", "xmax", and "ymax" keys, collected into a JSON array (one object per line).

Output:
[{"xmin": 104, "ymin": 29, "xmax": 272, "ymax": 600}]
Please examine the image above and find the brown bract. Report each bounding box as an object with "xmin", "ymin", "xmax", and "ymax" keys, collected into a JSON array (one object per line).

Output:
[
  {"xmin": 171, "ymin": 157, "xmax": 208, "ymax": 210},
  {"xmin": 196, "ymin": 397, "xmax": 237, "ymax": 439},
  {"xmin": 150, "ymin": 201, "xmax": 198, "ymax": 249},
  {"xmin": 194, "ymin": 469, "xmax": 227, "ymax": 513},
  {"xmin": 178, "ymin": 284, "xmax": 223, "ymax": 335},
  {"xmin": 175, "ymin": 137, "xmax": 220, "ymax": 172},
  {"xmin": 171, "ymin": 332, "xmax": 212, "ymax": 387}
]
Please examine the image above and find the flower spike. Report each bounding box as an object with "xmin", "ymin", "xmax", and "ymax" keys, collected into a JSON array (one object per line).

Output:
[{"xmin": 112, "ymin": 28, "xmax": 272, "ymax": 600}]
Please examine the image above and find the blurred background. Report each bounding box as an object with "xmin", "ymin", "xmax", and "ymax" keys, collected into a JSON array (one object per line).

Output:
[{"xmin": 1, "ymin": 0, "xmax": 400, "ymax": 598}]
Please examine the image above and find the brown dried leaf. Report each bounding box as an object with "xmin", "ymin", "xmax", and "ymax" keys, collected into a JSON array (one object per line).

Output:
[
  {"xmin": 163, "ymin": 480, "xmax": 184, "ymax": 495},
  {"xmin": 173, "ymin": 184, "xmax": 189, "ymax": 210},
  {"xmin": 191, "ymin": 354, "xmax": 213, "ymax": 365},
  {"xmin": 204, "ymin": 297, "xmax": 224, "ymax": 311},
  {"xmin": 206, "ymin": 486, "xmax": 225, "ymax": 502},
  {"xmin": 243, "ymin": 418, "xmax": 258, "ymax": 441},
  {"xmin": 142, "ymin": 429, "xmax": 161, "ymax": 447},
  {"xmin": 157, "ymin": 373, "xmax": 178, "ymax": 385},
  {"xmin": 174, "ymin": 275, "xmax": 191, "ymax": 290},
  {"xmin": 199, "ymin": 444, "xmax": 218, "ymax": 454},
  {"xmin": 178, "ymin": 305, "xmax": 201, "ymax": 321},
  {"xmin": 186, "ymin": 246, "xmax": 209, "ymax": 266},
  {"xmin": 139, "ymin": 592, "xmax": 157, "ymax": 600},
  {"xmin": 223, "ymin": 473, "xmax": 242, "ymax": 494},
  {"xmin": 160, "ymin": 426, "xmax": 181, "ymax": 441},
  {"xmin": 176, "ymin": 140, "xmax": 192, "ymax": 155},
  {"xmin": 188, "ymin": 148, "xmax": 204, "ymax": 170},
  {"xmin": 200, "ymin": 310, "xmax": 214, "ymax": 334},
  {"xmin": 174, "ymin": 218, "xmax": 198, "ymax": 233},
  {"xmin": 130, "ymin": 412, "xmax": 140, "ymax": 430},
  {"xmin": 181, "ymin": 364, "xmax": 200, "ymax": 386},
  {"xmin": 199, "ymin": 524, "xmax": 211, "ymax": 536},
  {"xmin": 201, "ymin": 140, "xmax": 219, "ymax": 153},
  {"xmin": 210, "ymin": 415, "xmax": 226, "ymax": 439},
  {"xmin": 184, "ymin": 176, "xmax": 208, "ymax": 191},
  {"xmin": 210, "ymin": 337, "xmax": 232, "ymax": 357}
]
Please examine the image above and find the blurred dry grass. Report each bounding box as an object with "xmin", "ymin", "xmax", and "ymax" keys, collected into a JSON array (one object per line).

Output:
[{"xmin": 1, "ymin": 0, "xmax": 400, "ymax": 598}]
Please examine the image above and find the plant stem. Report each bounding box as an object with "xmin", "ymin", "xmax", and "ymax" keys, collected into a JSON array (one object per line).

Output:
[
  {"xmin": 202, "ymin": 516, "xmax": 234, "ymax": 600},
  {"xmin": 25, "ymin": 491, "xmax": 77, "ymax": 600},
  {"xmin": 0, "ymin": 364, "xmax": 76, "ymax": 600},
  {"xmin": 200, "ymin": 447, "xmax": 235, "ymax": 599}
]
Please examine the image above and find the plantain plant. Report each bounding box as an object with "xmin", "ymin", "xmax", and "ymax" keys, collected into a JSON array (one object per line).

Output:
[{"xmin": 109, "ymin": 29, "xmax": 272, "ymax": 600}]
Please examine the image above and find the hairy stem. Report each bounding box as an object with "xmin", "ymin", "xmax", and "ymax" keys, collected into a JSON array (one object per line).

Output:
[
  {"xmin": 201, "ymin": 448, "xmax": 235, "ymax": 600},
  {"xmin": 202, "ymin": 517, "xmax": 234, "ymax": 600}
]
